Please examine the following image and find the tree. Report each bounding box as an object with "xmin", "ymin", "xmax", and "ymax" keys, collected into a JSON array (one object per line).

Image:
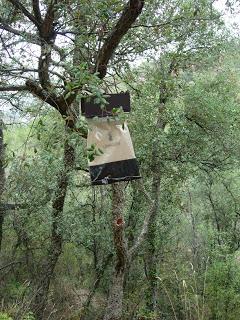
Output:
[
  {"xmin": 0, "ymin": 118, "xmax": 6, "ymax": 251},
  {"xmin": 1, "ymin": 1, "xmax": 145, "ymax": 318},
  {"xmin": 125, "ymin": 44, "xmax": 240, "ymax": 317},
  {"xmin": 0, "ymin": 1, "xmax": 229, "ymax": 319}
]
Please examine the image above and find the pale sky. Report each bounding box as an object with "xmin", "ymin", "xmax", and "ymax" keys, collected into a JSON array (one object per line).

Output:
[
  {"xmin": 215, "ymin": 0, "xmax": 240, "ymax": 30},
  {"xmin": 1, "ymin": 0, "xmax": 240, "ymax": 120}
]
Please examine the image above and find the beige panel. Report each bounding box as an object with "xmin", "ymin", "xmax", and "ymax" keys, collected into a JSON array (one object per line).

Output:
[{"xmin": 87, "ymin": 120, "xmax": 136, "ymax": 166}]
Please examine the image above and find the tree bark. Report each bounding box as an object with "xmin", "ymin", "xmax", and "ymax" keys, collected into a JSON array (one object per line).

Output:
[
  {"xmin": 187, "ymin": 188, "xmax": 200, "ymax": 270},
  {"xmin": 31, "ymin": 136, "xmax": 75, "ymax": 320},
  {"xmin": 1, "ymin": 2, "xmax": 146, "ymax": 318},
  {"xmin": 0, "ymin": 119, "xmax": 6, "ymax": 251},
  {"xmin": 104, "ymin": 271, "xmax": 125, "ymax": 320},
  {"xmin": 104, "ymin": 176, "xmax": 162, "ymax": 320},
  {"xmin": 95, "ymin": 0, "xmax": 144, "ymax": 78},
  {"xmin": 81, "ymin": 253, "xmax": 113, "ymax": 319},
  {"xmin": 145, "ymin": 172, "xmax": 161, "ymax": 314},
  {"xmin": 103, "ymin": 183, "xmax": 127, "ymax": 320},
  {"xmin": 145, "ymin": 74, "xmax": 167, "ymax": 314}
]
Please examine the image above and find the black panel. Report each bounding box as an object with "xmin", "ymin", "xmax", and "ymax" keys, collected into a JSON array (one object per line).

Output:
[
  {"xmin": 81, "ymin": 92, "xmax": 130, "ymax": 118},
  {"xmin": 89, "ymin": 158, "xmax": 141, "ymax": 185}
]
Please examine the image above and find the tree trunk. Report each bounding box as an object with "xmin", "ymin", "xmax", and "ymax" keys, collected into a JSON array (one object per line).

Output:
[
  {"xmin": 32, "ymin": 137, "xmax": 75, "ymax": 320},
  {"xmin": 104, "ymin": 270, "xmax": 125, "ymax": 320},
  {"xmin": 145, "ymin": 172, "xmax": 161, "ymax": 315},
  {"xmin": 146, "ymin": 223, "xmax": 158, "ymax": 313},
  {"xmin": 81, "ymin": 253, "xmax": 113, "ymax": 319},
  {"xmin": 0, "ymin": 119, "xmax": 6, "ymax": 251},
  {"xmin": 103, "ymin": 183, "xmax": 127, "ymax": 320},
  {"xmin": 145, "ymin": 76, "xmax": 166, "ymax": 314},
  {"xmin": 187, "ymin": 188, "xmax": 200, "ymax": 271}
]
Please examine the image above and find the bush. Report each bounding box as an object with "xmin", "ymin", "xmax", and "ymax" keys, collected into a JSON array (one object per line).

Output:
[
  {"xmin": 206, "ymin": 256, "xmax": 240, "ymax": 320},
  {"xmin": 0, "ymin": 313, "xmax": 13, "ymax": 320}
]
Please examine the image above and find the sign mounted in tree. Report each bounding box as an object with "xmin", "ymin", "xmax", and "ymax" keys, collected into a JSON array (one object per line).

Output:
[{"xmin": 81, "ymin": 92, "xmax": 141, "ymax": 185}]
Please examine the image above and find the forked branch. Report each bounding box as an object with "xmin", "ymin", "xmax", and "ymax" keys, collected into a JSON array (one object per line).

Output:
[
  {"xmin": 95, "ymin": 0, "xmax": 144, "ymax": 78},
  {"xmin": 7, "ymin": 0, "xmax": 41, "ymax": 27}
]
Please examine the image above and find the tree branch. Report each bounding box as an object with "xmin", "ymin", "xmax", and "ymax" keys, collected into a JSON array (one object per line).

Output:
[
  {"xmin": 38, "ymin": 1, "xmax": 58, "ymax": 89},
  {"xmin": 81, "ymin": 253, "xmax": 113, "ymax": 316},
  {"xmin": 185, "ymin": 115, "xmax": 208, "ymax": 132},
  {"xmin": 95, "ymin": 0, "xmax": 144, "ymax": 78},
  {"xmin": 0, "ymin": 68, "xmax": 65, "ymax": 82},
  {"xmin": 128, "ymin": 177, "xmax": 160, "ymax": 259},
  {"xmin": 7, "ymin": 0, "xmax": 41, "ymax": 27},
  {"xmin": 25, "ymin": 79, "xmax": 64, "ymax": 112},
  {"xmin": 0, "ymin": 203, "xmax": 24, "ymax": 210},
  {"xmin": 0, "ymin": 18, "xmax": 37, "ymax": 42},
  {"xmin": 0, "ymin": 121, "xmax": 5, "ymax": 251},
  {"xmin": 25, "ymin": 80, "xmax": 78, "ymax": 127},
  {"xmin": 0, "ymin": 85, "xmax": 28, "ymax": 91},
  {"xmin": 32, "ymin": 0, "xmax": 42, "ymax": 23},
  {"xmin": 131, "ymin": 16, "xmax": 221, "ymax": 29},
  {"xmin": 0, "ymin": 260, "xmax": 22, "ymax": 271}
]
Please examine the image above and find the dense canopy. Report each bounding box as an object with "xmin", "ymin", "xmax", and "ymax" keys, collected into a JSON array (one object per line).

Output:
[{"xmin": 1, "ymin": 1, "xmax": 240, "ymax": 320}]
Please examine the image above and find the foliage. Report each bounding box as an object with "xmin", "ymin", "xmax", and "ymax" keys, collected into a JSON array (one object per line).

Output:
[
  {"xmin": 206, "ymin": 256, "xmax": 240, "ymax": 320},
  {"xmin": 0, "ymin": 313, "xmax": 13, "ymax": 320},
  {"xmin": 0, "ymin": 0, "xmax": 240, "ymax": 319}
]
